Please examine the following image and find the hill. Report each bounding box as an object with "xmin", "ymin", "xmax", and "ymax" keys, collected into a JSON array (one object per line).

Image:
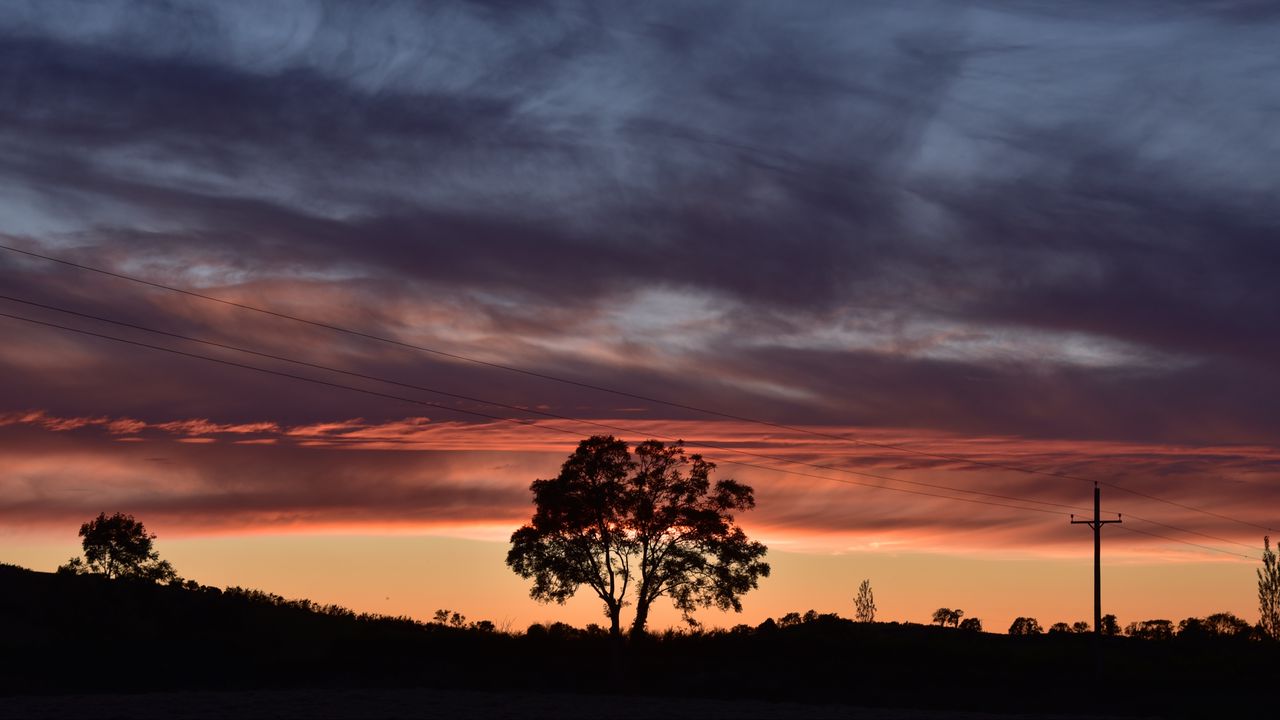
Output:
[{"xmin": 1, "ymin": 564, "xmax": 1274, "ymax": 718}]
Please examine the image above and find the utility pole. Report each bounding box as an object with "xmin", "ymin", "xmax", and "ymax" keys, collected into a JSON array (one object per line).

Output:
[{"xmin": 1071, "ymin": 483, "xmax": 1121, "ymax": 635}]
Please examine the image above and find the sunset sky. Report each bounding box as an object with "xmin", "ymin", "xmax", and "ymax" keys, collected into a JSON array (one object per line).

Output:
[{"xmin": 1, "ymin": 1, "xmax": 1277, "ymax": 633}]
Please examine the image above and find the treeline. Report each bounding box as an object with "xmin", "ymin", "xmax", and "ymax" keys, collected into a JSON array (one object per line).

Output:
[{"xmin": 3, "ymin": 564, "xmax": 1276, "ymax": 718}]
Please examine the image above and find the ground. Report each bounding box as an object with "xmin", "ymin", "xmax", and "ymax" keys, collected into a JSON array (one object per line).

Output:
[{"xmin": 0, "ymin": 688, "xmax": 1146, "ymax": 720}]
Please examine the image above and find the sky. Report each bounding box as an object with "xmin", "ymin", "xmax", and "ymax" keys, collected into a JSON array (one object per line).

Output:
[{"xmin": 1, "ymin": 0, "xmax": 1278, "ymax": 632}]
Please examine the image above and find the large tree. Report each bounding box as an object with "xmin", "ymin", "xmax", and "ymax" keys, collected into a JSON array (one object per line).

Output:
[
  {"xmin": 507, "ymin": 436, "xmax": 770, "ymax": 639},
  {"xmin": 58, "ymin": 512, "xmax": 177, "ymax": 582}
]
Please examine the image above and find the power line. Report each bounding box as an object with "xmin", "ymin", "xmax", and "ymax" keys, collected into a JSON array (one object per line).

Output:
[
  {"xmin": 0, "ymin": 306, "xmax": 1260, "ymax": 561},
  {"xmin": 3, "ymin": 241, "xmax": 1272, "ymax": 535},
  {"xmin": 1115, "ymin": 524, "xmax": 1258, "ymax": 561},
  {"xmin": 0, "ymin": 310, "xmax": 1078, "ymax": 520},
  {"xmin": 0, "ymin": 292, "xmax": 1102, "ymax": 515}
]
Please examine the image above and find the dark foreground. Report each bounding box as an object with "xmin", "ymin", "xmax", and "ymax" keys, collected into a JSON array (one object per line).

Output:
[
  {"xmin": 0, "ymin": 687, "xmax": 1148, "ymax": 720},
  {"xmin": 1, "ymin": 566, "xmax": 1273, "ymax": 719}
]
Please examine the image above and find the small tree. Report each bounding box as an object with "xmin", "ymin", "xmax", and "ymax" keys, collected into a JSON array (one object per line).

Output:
[
  {"xmin": 1203, "ymin": 611, "xmax": 1251, "ymax": 637},
  {"xmin": 1049, "ymin": 622, "xmax": 1072, "ymax": 634},
  {"xmin": 854, "ymin": 579, "xmax": 876, "ymax": 623},
  {"xmin": 507, "ymin": 436, "xmax": 769, "ymax": 639},
  {"xmin": 1008, "ymin": 617, "xmax": 1042, "ymax": 635},
  {"xmin": 932, "ymin": 607, "xmax": 952, "ymax": 626},
  {"xmin": 58, "ymin": 512, "xmax": 176, "ymax": 582},
  {"xmin": 1100, "ymin": 613, "xmax": 1120, "ymax": 636},
  {"xmin": 958, "ymin": 617, "xmax": 982, "ymax": 632},
  {"xmin": 1126, "ymin": 619, "xmax": 1174, "ymax": 640},
  {"xmin": 1259, "ymin": 536, "xmax": 1279, "ymax": 640},
  {"xmin": 1071, "ymin": 621, "xmax": 1090, "ymax": 633}
]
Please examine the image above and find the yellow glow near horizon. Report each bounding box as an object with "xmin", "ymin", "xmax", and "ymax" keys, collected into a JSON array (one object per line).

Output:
[{"xmin": 4, "ymin": 529, "xmax": 1258, "ymax": 633}]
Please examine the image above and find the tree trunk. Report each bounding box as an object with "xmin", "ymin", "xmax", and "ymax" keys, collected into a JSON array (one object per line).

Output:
[
  {"xmin": 608, "ymin": 603, "xmax": 622, "ymax": 638},
  {"xmin": 607, "ymin": 603, "xmax": 624, "ymax": 690},
  {"xmin": 629, "ymin": 598, "xmax": 651, "ymax": 639}
]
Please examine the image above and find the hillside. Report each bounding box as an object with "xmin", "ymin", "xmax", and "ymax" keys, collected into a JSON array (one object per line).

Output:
[{"xmin": 1, "ymin": 565, "xmax": 1274, "ymax": 718}]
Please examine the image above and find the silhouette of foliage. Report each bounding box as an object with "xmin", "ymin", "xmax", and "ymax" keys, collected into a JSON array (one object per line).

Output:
[
  {"xmin": 507, "ymin": 436, "xmax": 769, "ymax": 638},
  {"xmin": 1174, "ymin": 614, "xmax": 1251, "ymax": 639},
  {"xmin": 1203, "ymin": 611, "xmax": 1251, "ymax": 638},
  {"xmin": 779, "ymin": 611, "xmax": 804, "ymax": 628},
  {"xmin": 57, "ymin": 512, "xmax": 176, "ymax": 583},
  {"xmin": 1070, "ymin": 621, "xmax": 1090, "ymax": 634},
  {"xmin": 932, "ymin": 607, "xmax": 963, "ymax": 627},
  {"xmin": 1008, "ymin": 617, "xmax": 1042, "ymax": 635},
  {"xmin": 1049, "ymin": 622, "xmax": 1072, "ymax": 634},
  {"xmin": 1124, "ymin": 619, "xmax": 1174, "ymax": 640},
  {"xmin": 1259, "ymin": 535, "xmax": 1279, "ymax": 640},
  {"xmin": 433, "ymin": 609, "xmax": 467, "ymax": 627},
  {"xmin": 958, "ymin": 617, "xmax": 983, "ymax": 632},
  {"xmin": 854, "ymin": 578, "xmax": 876, "ymax": 623},
  {"xmin": 3, "ymin": 563, "xmax": 1279, "ymax": 718},
  {"xmin": 1099, "ymin": 614, "xmax": 1119, "ymax": 636}
]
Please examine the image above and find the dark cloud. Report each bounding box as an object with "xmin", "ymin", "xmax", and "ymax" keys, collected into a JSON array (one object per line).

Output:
[{"xmin": 1, "ymin": 0, "xmax": 1277, "ymax": 449}]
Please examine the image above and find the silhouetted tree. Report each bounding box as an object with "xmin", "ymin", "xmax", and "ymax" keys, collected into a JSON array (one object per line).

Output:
[
  {"xmin": 932, "ymin": 608, "xmax": 963, "ymax": 627},
  {"xmin": 1100, "ymin": 613, "xmax": 1119, "ymax": 636},
  {"xmin": 1125, "ymin": 619, "xmax": 1174, "ymax": 640},
  {"xmin": 507, "ymin": 436, "xmax": 770, "ymax": 639},
  {"xmin": 57, "ymin": 512, "xmax": 176, "ymax": 582},
  {"xmin": 1203, "ymin": 611, "xmax": 1250, "ymax": 637},
  {"xmin": 854, "ymin": 578, "xmax": 876, "ymax": 623},
  {"xmin": 1177, "ymin": 617, "xmax": 1206, "ymax": 638},
  {"xmin": 958, "ymin": 617, "xmax": 982, "ymax": 632},
  {"xmin": 1049, "ymin": 622, "xmax": 1072, "ymax": 634},
  {"xmin": 1259, "ymin": 536, "xmax": 1279, "ymax": 640},
  {"xmin": 1008, "ymin": 617, "xmax": 1042, "ymax": 635},
  {"xmin": 779, "ymin": 611, "xmax": 804, "ymax": 628},
  {"xmin": 433, "ymin": 609, "xmax": 466, "ymax": 627},
  {"xmin": 1071, "ymin": 621, "xmax": 1090, "ymax": 633}
]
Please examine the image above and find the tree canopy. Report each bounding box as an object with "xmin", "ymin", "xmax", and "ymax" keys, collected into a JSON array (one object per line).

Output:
[
  {"xmin": 58, "ymin": 512, "xmax": 177, "ymax": 583},
  {"xmin": 1259, "ymin": 535, "xmax": 1279, "ymax": 640},
  {"xmin": 507, "ymin": 436, "xmax": 770, "ymax": 638},
  {"xmin": 854, "ymin": 579, "xmax": 875, "ymax": 623},
  {"xmin": 1008, "ymin": 617, "xmax": 1042, "ymax": 635}
]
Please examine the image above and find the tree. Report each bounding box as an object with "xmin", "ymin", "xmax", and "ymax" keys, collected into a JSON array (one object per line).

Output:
[
  {"xmin": 1125, "ymin": 619, "xmax": 1174, "ymax": 640},
  {"xmin": 1071, "ymin": 621, "xmax": 1090, "ymax": 633},
  {"xmin": 507, "ymin": 436, "xmax": 770, "ymax": 639},
  {"xmin": 1259, "ymin": 536, "xmax": 1279, "ymax": 640},
  {"xmin": 1008, "ymin": 617, "xmax": 1042, "ymax": 635},
  {"xmin": 933, "ymin": 607, "xmax": 963, "ymax": 627},
  {"xmin": 854, "ymin": 579, "xmax": 876, "ymax": 623},
  {"xmin": 958, "ymin": 617, "xmax": 983, "ymax": 632},
  {"xmin": 1099, "ymin": 613, "xmax": 1120, "ymax": 636},
  {"xmin": 1203, "ymin": 611, "xmax": 1250, "ymax": 637},
  {"xmin": 1049, "ymin": 622, "xmax": 1072, "ymax": 634},
  {"xmin": 57, "ymin": 512, "xmax": 176, "ymax": 582}
]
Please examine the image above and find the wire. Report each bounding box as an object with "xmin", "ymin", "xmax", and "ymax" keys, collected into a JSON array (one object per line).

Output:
[
  {"xmin": 0, "ymin": 310, "xmax": 1079, "ymax": 520},
  {"xmin": 1114, "ymin": 524, "xmax": 1259, "ymax": 561},
  {"xmin": 0, "ymin": 293, "xmax": 1100, "ymax": 515},
  {"xmin": 3, "ymin": 241, "xmax": 1272, "ymax": 534},
  {"xmin": 0, "ymin": 306, "xmax": 1262, "ymax": 561}
]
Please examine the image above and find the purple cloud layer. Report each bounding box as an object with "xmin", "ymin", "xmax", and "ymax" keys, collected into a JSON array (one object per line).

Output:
[{"xmin": 1, "ymin": 2, "xmax": 1277, "ymax": 551}]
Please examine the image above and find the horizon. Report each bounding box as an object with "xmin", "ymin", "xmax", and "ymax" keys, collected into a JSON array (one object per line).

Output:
[{"xmin": 2, "ymin": 1, "xmax": 1277, "ymax": 639}]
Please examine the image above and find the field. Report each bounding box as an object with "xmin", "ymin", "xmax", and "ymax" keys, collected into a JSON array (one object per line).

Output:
[{"xmin": 2, "ymin": 565, "xmax": 1273, "ymax": 719}]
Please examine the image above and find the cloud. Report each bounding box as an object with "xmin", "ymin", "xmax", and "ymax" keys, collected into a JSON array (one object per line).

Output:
[
  {"xmin": 1, "ymin": 411, "xmax": 1274, "ymax": 561},
  {"xmin": 1, "ymin": 1, "xmax": 1277, "ymax": 550}
]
